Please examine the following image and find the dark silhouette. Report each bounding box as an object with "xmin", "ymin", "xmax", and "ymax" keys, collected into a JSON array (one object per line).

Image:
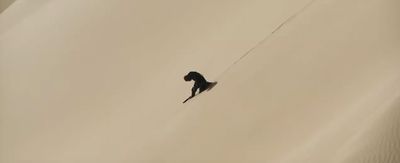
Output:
[{"xmin": 183, "ymin": 71, "xmax": 216, "ymax": 103}]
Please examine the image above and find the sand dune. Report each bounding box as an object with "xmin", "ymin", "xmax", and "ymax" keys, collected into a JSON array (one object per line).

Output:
[
  {"xmin": 0, "ymin": 0, "xmax": 15, "ymax": 13},
  {"xmin": 1, "ymin": 0, "xmax": 400, "ymax": 162}
]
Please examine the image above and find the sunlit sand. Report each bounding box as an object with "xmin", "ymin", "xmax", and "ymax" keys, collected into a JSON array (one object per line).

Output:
[{"xmin": 1, "ymin": 0, "xmax": 399, "ymax": 162}]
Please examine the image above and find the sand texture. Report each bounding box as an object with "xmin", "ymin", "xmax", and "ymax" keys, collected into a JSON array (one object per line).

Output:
[
  {"xmin": 0, "ymin": 0, "xmax": 15, "ymax": 13},
  {"xmin": 1, "ymin": 0, "xmax": 400, "ymax": 162}
]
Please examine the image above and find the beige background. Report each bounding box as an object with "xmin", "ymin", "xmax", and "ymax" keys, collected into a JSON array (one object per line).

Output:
[{"xmin": 1, "ymin": 0, "xmax": 400, "ymax": 162}]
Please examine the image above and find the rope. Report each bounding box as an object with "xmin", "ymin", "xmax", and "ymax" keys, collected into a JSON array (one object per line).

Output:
[{"xmin": 215, "ymin": 0, "xmax": 317, "ymax": 81}]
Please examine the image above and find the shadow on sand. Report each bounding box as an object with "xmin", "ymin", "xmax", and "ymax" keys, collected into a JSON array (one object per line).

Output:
[{"xmin": 207, "ymin": 82, "xmax": 218, "ymax": 91}]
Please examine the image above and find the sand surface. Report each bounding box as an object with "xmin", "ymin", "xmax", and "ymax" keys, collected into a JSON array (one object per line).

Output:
[
  {"xmin": 1, "ymin": 0, "xmax": 400, "ymax": 162},
  {"xmin": 0, "ymin": 0, "xmax": 15, "ymax": 13}
]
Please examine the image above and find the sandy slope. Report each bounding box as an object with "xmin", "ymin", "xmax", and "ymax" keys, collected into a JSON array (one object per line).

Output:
[
  {"xmin": 1, "ymin": 0, "xmax": 400, "ymax": 162},
  {"xmin": 0, "ymin": 0, "xmax": 15, "ymax": 13}
]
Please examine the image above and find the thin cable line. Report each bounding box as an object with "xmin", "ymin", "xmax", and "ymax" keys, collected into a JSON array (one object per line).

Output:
[{"xmin": 215, "ymin": 0, "xmax": 317, "ymax": 80}]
